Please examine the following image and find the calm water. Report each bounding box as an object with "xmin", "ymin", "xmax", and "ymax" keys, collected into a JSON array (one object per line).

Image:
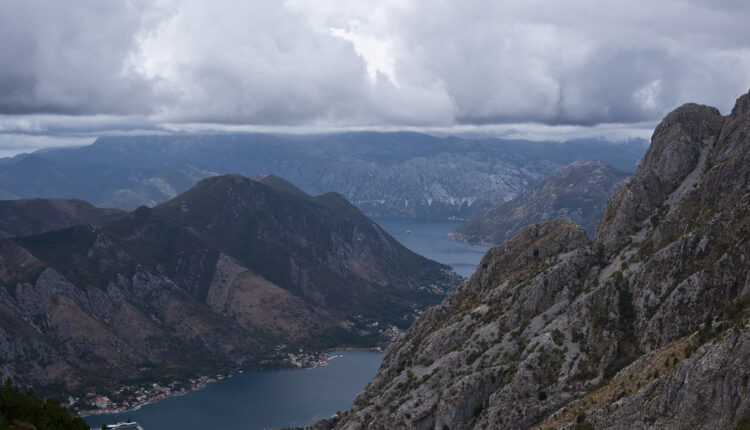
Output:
[
  {"xmin": 373, "ymin": 217, "xmax": 489, "ymax": 278},
  {"xmin": 85, "ymin": 351, "xmax": 383, "ymax": 430},
  {"xmin": 85, "ymin": 218, "xmax": 486, "ymax": 429}
]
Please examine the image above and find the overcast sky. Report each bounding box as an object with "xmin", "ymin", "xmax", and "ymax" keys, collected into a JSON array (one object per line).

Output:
[{"xmin": 0, "ymin": 0, "xmax": 749, "ymax": 155}]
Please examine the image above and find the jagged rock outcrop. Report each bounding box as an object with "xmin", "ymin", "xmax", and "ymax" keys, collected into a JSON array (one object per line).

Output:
[
  {"xmin": 452, "ymin": 161, "xmax": 628, "ymax": 244},
  {"xmin": 595, "ymin": 104, "xmax": 725, "ymax": 251},
  {"xmin": 0, "ymin": 174, "xmax": 458, "ymax": 408},
  {"xmin": 322, "ymin": 90, "xmax": 750, "ymax": 429}
]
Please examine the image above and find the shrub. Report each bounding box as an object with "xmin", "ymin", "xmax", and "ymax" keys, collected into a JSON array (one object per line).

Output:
[
  {"xmin": 551, "ymin": 330, "xmax": 565, "ymax": 346},
  {"xmin": 0, "ymin": 379, "xmax": 89, "ymax": 430},
  {"xmin": 735, "ymin": 417, "xmax": 750, "ymax": 430},
  {"xmin": 473, "ymin": 404, "xmax": 483, "ymax": 418}
]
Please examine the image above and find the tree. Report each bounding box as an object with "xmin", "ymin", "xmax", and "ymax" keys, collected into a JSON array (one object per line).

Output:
[{"xmin": 0, "ymin": 379, "xmax": 88, "ymax": 430}]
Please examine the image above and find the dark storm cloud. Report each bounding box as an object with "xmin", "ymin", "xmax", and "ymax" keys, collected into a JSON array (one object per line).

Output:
[
  {"xmin": 0, "ymin": 0, "xmax": 165, "ymax": 115},
  {"xmin": 391, "ymin": 0, "xmax": 750, "ymax": 125},
  {"xmin": 0, "ymin": 0, "xmax": 748, "ymax": 136}
]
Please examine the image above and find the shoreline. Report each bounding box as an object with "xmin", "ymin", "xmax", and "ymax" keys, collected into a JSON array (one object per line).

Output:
[
  {"xmin": 78, "ymin": 374, "xmax": 227, "ymax": 417},
  {"xmin": 78, "ymin": 349, "xmax": 383, "ymax": 419},
  {"xmin": 324, "ymin": 346, "xmax": 383, "ymax": 353}
]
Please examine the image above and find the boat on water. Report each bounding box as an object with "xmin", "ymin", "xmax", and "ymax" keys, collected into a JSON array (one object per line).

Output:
[{"xmin": 95, "ymin": 422, "xmax": 144, "ymax": 430}]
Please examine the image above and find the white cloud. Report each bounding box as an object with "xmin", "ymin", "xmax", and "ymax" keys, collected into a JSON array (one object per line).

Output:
[
  {"xmin": 0, "ymin": 0, "xmax": 748, "ymax": 152},
  {"xmin": 328, "ymin": 26, "xmax": 398, "ymax": 86},
  {"xmin": 0, "ymin": 134, "xmax": 94, "ymax": 158},
  {"xmin": 634, "ymin": 80, "xmax": 663, "ymax": 112}
]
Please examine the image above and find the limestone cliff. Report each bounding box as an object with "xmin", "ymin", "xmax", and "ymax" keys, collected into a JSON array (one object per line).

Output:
[
  {"xmin": 321, "ymin": 90, "xmax": 750, "ymax": 429},
  {"xmin": 452, "ymin": 161, "xmax": 627, "ymax": 245}
]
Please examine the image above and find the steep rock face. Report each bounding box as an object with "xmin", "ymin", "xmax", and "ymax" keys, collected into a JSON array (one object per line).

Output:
[
  {"xmin": 0, "ymin": 174, "xmax": 458, "ymax": 407},
  {"xmin": 582, "ymin": 329, "xmax": 750, "ymax": 429},
  {"xmin": 323, "ymin": 219, "xmax": 599, "ymax": 430},
  {"xmin": 596, "ymin": 103, "xmax": 725, "ymax": 251},
  {"xmin": 452, "ymin": 161, "xmax": 627, "ymax": 244},
  {"xmin": 324, "ymin": 91, "xmax": 750, "ymax": 429}
]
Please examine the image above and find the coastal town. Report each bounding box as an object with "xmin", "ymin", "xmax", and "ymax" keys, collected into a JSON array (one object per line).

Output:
[
  {"xmin": 76, "ymin": 334, "xmax": 386, "ymax": 418},
  {"xmin": 83, "ymin": 348, "xmax": 343, "ymax": 430},
  {"xmin": 76, "ymin": 374, "xmax": 227, "ymax": 416}
]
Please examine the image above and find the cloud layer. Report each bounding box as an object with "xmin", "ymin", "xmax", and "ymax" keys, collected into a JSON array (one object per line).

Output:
[{"xmin": 1, "ymin": 0, "xmax": 749, "ymax": 135}]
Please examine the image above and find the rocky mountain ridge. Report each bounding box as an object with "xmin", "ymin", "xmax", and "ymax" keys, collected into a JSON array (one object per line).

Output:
[
  {"xmin": 0, "ymin": 133, "xmax": 646, "ymax": 219},
  {"xmin": 0, "ymin": 174, "xmax": 458, "ymax": 410},
  {"xmin": 451, "ymin": 161, "xmax": 628, "ymax": 245},
  {"xmin": 318, "ymin": 91, "xmax": 750, "ymax": 429}
]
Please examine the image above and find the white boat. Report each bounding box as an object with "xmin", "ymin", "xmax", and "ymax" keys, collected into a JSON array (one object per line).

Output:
[{"xmin": 95, "ymin": 422, "xmax": 144, "ymax": 430}]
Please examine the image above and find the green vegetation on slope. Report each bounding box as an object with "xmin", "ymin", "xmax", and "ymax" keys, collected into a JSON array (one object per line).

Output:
[{"xmin": 0, "ymin": 380, "xmax": 88, "ymax": 430}]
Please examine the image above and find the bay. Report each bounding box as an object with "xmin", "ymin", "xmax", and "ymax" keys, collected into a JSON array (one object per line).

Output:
[
  {"xmin": 84, "ymin": 218, "xmax": 487, "ymax": 429},
  {"xmin": 84, "ymin": 351, "xmax": 383, "ymax": 430},
  {"xmin": 373, "ymin": 217, "xmax": 490, "ymax": 278}
]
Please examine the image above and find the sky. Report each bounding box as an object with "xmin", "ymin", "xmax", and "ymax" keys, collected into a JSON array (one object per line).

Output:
[{"xmin": 0, "ymin": 0, "xmax": 749, "ymax": 156}]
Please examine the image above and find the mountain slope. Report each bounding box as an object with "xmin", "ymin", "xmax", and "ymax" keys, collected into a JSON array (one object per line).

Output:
[
  {"xmin": 451, "ymin": 161, "xmax": 628, "ymax": 244},
  {"xmin": 154, "ymin": 174, "xmax": 456, "ymax": 318},
  {"xmin": 0, "ymin": 133, "xmax": 646, "ymax": 218},
  {"xmin": 320, "ymin": 91, "xmax": 750, "ymax": 429},
  {"xmin": 0, "ymin": 174, "xmax": 458, "ymax": 410},
  {"xmin": 0, "ymin": 198, "xmax": 124, "ymax": 238}
]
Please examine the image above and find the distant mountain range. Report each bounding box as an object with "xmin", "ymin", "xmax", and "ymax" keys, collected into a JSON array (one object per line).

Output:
[
  {"xmin": 451, "ymin": 161, "xmax": 628, "ymax": 245},
  {"xmin": 0, "ymin": 198, "xmax": 124, "ymax": 238},
  {"xmin": 0, "ymin": 174, "xmax": 458, "ymax": 410},
  {"xmin": 0, "ymin": 133, "xmax": 647, "ymax": 219},
  {"xmin": 318, "ymin": 91, "xmax": 750, "ymax": 429}
]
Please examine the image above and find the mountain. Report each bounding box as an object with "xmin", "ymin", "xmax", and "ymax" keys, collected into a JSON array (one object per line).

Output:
[
  {"xmin": 0, "ymin": 174, "xmax": 458, "ymax": 410},
  {"xmin": 0, "ymin": 198, "xmax": 124, "ymax": 238},
  {"xmin": 451, "ymin": 161, "xmax": 628, "ymax": 244},
  {"xmin": 317, "ymin": 91, "xmax": 750, "ymax": 429},
  {"xmin": 0, "ymin": 133, "xmax": 646, "ymax": 219},
  {"xmin": 0, "ymin": 154, "xmax": 214, "ymax": 209}
]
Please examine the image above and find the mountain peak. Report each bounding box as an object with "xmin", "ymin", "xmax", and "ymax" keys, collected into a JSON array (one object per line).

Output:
[
  {"xmin": 475, "ymin": 217, "xmax": 590, "ymax": 287},
  {"xmin": 156, "ymin": 173, "xmax": 456, "ymax": 308},
  {"xmin": 562, "ymin": 159, "xmax": 605, "ymax": 169},
  {"xmin": 203, "ymin": 173, "xmax": 253, "ymax": 186},
  {"xmin": 729, "ymin": 88, "xmax": 750, "ymax": 118},
  {"xmin": 548, "ymin": 160, "xmax": 621, "ymax": 180},
  {"xmin": 453, "ymin": 160, "xmax": 627, "ymax": 244},
  {"xmin": 253, "ymin": 174, "xmax": 310, "ymax": 198},
  {"xmin": 595, "ymin": 100, "xmax": 726, "ymax": 250}
]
